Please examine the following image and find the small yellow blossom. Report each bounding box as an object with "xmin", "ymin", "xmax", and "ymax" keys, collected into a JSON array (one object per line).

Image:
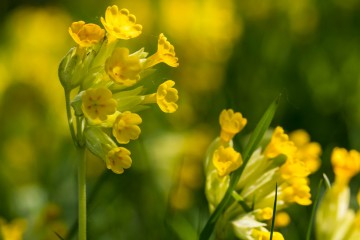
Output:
[
  {"xmin": 280, "ymin": 158, "xmax": 310, "ymax": 180},
  {"xmin": 68, "ymin": 21, "xmax": 105, "ymax": 47},
  {"xmin": 255, "ymin": 207, "xmax": 273, "ymax": 221},
  {"xmin": 264, "ymin": 126, "xmax": 297, "ymax": 159},
  {"xmin": 106, "ymin": 147, "xmax": 132, "ymax": 174},
  {"xmin": 143, "ymin": 80, "xmax": 179, "ymax": 113},
  {"xmin": 331, "ymin": 147, "xmax": 360, "ymax": 184},
  {"xmin": 144, "ymin": 33, "xmax": 179, "ymax": 68},
  {"xmin": 219, "ymin": 109, "xmax": 247, "ymax": 142},
  {"xmin": 290, "ymin": 129, "xmax": 322, "ymax": 173},
  {"xmin": 275, "ymin": 211, "xmax": 290, "ymax": 228},
  {"xmin": 251, "ymin": 229, "xmax": 285, "ymax": 240},
  {"xmin": 282, "ymin": 177, "xmax": 312, "ymax": 205},
  {"xmin": 101, "ymin": 6, "xmax": 142, "ymax": 41},
  {"xmin": 82, "ymin": 87, "xmax": 117, "ymax": 121},
  {"xmin": 105, "ymin": 47, "xmax": 142, "ymax": 86},
  {"xmin": 0, "ymin": 218, "xmax": 27, "ymax": 240},
  {"xmin": 112, "ymin": 111, "xmax": 142, "ymax": 144},
  {"xmin": 212, "ymin": 146, "xmax": 242, "ymax": 177}
]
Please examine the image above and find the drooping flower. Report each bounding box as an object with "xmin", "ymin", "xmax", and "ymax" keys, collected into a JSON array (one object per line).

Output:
[
  {"xmin": 142, "ymin": 80, "xmax": 179, "ymax": 113},
  {"xmin": 68, "ymin": 21, "xmax": 105, "ymax": 47},
  {"xmin": 212, "ymin": 145, "xmax": 243, "ymax": 177},
  {"xmin": 112, "ymin": 111, "xmax": 142, "ymax": 144},
  {"xmin": 105, "ymin": 47, "xmax": 142, "ymax": 86},
  {"xmin": 81, "ymin": 87, "xmax": 117, "ymax": 121},
  {"xmin": 331, "ymin": 147, "xmax": 360, "ymax": 185},
  {"xmin": 219, "ymin": 109, "xmax": 247, "ymax": 142},
  {"xmin": 144, "ymin": 33, "xmax": 179, "ymax": 68},
  {"xmin": 101, "ymin": 6, "xmax": 142, "ymax": 41},
  {"xmin": 106, "ymin": 147, "xmax": 132, "ymax": 174}
]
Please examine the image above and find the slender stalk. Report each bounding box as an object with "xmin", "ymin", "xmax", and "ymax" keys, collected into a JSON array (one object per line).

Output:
[
  {"xmin": 78, "ymin": 148, "xmax": 87, "ymax": 240},
  {"xmin": 64, "ymin": 89, "xmax": 78, "ymax": 147}
]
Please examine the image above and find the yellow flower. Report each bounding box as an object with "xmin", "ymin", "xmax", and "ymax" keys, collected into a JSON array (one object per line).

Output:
[
  {"xmin": 106, "ymin": 147, "xmax": 132, "ymax": 174},
  {"xmin": 212, "ymin": 146, "xmax": 242, "ymax": 177},
  {"xmin": 142, "ymin": 80, "xmax": 179, "ymax": 113},
  {"xmin": 105, "ymin": 47, "xmax": 142, "ymax": 87},
  {"xmin": 290, "ymin": 129, "xmax": 322, "ymax": 173},
  {"xmin": 264, "ymin": 126, "xmax": 297, "ymax": 159},
  {"xmin": 101, "ymin": 6, "xmax": 142, "ymax": 41},
  {"xmin": 0, "ymin": 218, "xmax": 27, "ymax": 240},
  {"xmin": 274, "ymin": 211, "xmax": 290, "ymax": 228},
  {"xmin": 112, "ymin": 111, "xmax": 142, "ymax": 144},
  {"xmin": 82, "ymin": 87, "xmax": 117, "ymax": 121},
  {"xmin": 144, "ymin": 33, "xmax": 179, "ymax": 68},
  {"xmin": 331, "ymin": 147, "xmax": 360, "ymax": 184},
  {"xmin": 280, "ymin": 158, "xmax": 310, "ymax": 180},
  {"xmin": 68, "ymin": 21, "xmax": 105, "ymax": 47},
  {"xmin": 282, "ymin": 177, "xmax": 312, "ymax": 206},
  {"xmin": 251, "ymin": 229, "xmax": 284, "ymax": 240},
  {"xmin": 255, "ymin": 207, "xmax": 273, "ymax": 221},
  {"xmin": 219, "ymin": 109, "xmax": 247, "ymax": 142}
]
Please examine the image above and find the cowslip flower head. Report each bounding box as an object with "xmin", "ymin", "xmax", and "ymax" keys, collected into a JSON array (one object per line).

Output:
[
  {"xmin": 106, "ymin": 147, "xmax": 132, "ymax": 174},
  {"xmin": 105, "ymin": 47, "xmax": 142, "ymax": 86},
  {"xmin": 142, "ymin": 80, "xmax": 179, "ymax": 113},
  {"xmin": 68, "ymin": 21, "xmax": 105, "ymax": 48},
  {"xmin": 331, "ymin": 147, "xmax": 360, "ymax": 185},
  {"xmin": 101, "ymin": 6, "xmax": 142, "ymax": 41},
  {"xmin": 81, "ymin": 87, "xmax": 117, "ymax": 121},
  {"xmin": 251, "ymin": 229, "xmax": 284, "ymax": 240},
  {"xmin": 112, "ymin": 111, "xmax": 142, "ymax": 144},
  {"xmin": 219, "ymin": 109, "xmax": 247, "ymax": 142},
  {"xmin": 212, "ymin": 146, "xmax": 242, "ymax": 177},
  {"xmin": 144, "ymin": 33, "xmax": 179, "ymax": 68},
  {"xmin": 264, "ymin": 126, "xmax": 297, "ymax": 159},
  {"xmin": 281, "ymin": 177, "xmax": 312, "ymax": 205}
]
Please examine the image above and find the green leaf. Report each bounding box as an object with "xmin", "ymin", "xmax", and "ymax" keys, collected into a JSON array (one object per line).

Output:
[
  {"xmin": 306, "ymin": 179, "xmax": 324, "ymax": 240},
  {"xmin": 269, "ymin": 183, "xmax": 278, "ymax": 240},
  {"xmin": 199, "ymin": 94, "xmax": 280, "ymax": 240}
]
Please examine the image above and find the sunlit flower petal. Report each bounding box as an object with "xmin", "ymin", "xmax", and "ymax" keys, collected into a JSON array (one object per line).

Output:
[
  {"xmin": 69, "ymin": 21, "xmax": 105, "ymax": 47},
  {"xmin": 101, "ymin": 6, "xmax": 142, "ymax": 40},
  {"xmin": 112, "ymin": 111, "xmax": 142, "ymax": 144},
  {"xmin": 106, "ymin": 147, "xmax": 132, "ymax": 174},
  {"xmin": 213, "ymin": 146, "xmax": 242, "ymax": 177},
  {"xmin": 82, "ymin": 87, "xmax": 117, "ymax": 121},
  {"xmin": 219, "ymin": 109, "xmax": 247, "ymax": 142}
]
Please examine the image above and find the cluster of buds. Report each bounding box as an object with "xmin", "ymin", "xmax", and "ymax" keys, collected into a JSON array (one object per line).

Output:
[
  {"xmin": 58, "ymin": 5, "xmax": 179, "ymax": 174},
  {"xmin": 204, "ymin": 109, "xmax": 322, "ymax": 239},
  {"xmin": 316, "ymin": 147, "xmax": 360, "ymax": 240}
]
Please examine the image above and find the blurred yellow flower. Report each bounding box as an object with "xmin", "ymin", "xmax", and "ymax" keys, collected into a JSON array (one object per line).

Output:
[
  {"xmin": 106, "ymin": 147, "xmax": 132, "ymax": 174},
  {"xmin": 255, "ymin": 207, "xmax": 273, "ymax": 221},
  {"xmin": 290, "ymin": 129, "xmax": 322, "ymax": 173},
  {"xmin": 112, "ymin": 111, "xmax": 142, "ymax": 144},
  {"xmin": 331, "ymin": 147, "xmax": 360, "ymax": 184},
  {"xmin": 212, "ymin": 146, "xmax": 242, "ymax": 177},
  {"xmin": 219, "ymin": 109, "xmax": 247, "ymax": 142},
  {"xmin": 105, "ymin": 47, "xmax": 142, "ymax": 86},
  {"xmin": 101, "ymin": 6, "xmax": 142, "ymax": 41},
  {"xmin": 264, "ymin": 126, "xmax": 297, "ymax": 159},
  {"xmin": 81, "ymin": 87, "xmax": 117, "ymax": 121},
  {"xmin": 144, "ymin": 33, "xmax": 179, "ymax": 68},
  {"xmin": 275, "ymin": 211, "xmax": 291, "ymax": 228},
  {"xmin": 143, "ymin": 80, "xmax": 179, "ymax": 113},
  {"xmin": 68, "ymin": 21, "xmax": 105, "ymax": 47},
  {"xmin": 251, "ymin": 229, "xmax": 284, "ymax": 240},
  {"xmin": 0, "ymin": 218, "xmax": 27, "ymax": 240},
  {"xmin": 282, "ymin": 177, "xmax": 312, "ymax": 206}
]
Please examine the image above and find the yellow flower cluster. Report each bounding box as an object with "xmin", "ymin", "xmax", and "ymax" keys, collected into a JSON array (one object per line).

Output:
[
  {"xmin": 59, "ymin": 5, "xmax": 179, "ymax": 174},
  {"xmin": 204, "ymin": 109, "xmax": 322, "ymax": 239},
  {"xmin": 316, "ymin": 147, "xmax": 360, "ymax": 240}
]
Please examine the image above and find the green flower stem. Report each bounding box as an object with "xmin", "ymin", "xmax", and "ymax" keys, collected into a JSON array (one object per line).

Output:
[
  {"xmin": 65, "ymin": 89, "xmax": 78, "ymax": 148},
  {"xmin": 78, "ymin": 148, "xmax": 87, "ymax": 240},
  {"xmin": 64, "ymin": 89, "xmax": 87, "ymax": 240}
]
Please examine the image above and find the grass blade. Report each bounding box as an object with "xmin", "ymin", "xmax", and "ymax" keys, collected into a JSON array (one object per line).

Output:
[
  {"xmin": 199, "ymin": 95, "xmax": 280, "ymax": 240},
  {"xmin": 270, "ymin": 183, "xmax": 278, "ymax": 240},
  {"xmin": 306, "ymin": 179, "xmax": 323, "ymax": 240}
]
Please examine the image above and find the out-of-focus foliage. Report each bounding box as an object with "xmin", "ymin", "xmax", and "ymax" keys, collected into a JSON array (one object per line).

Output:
[{"xmin": 0, "ymin": 0, "xmax": 360, "ymax": 239}]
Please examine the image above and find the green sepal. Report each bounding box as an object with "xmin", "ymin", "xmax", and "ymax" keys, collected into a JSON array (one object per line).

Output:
[
  {"xmin": 84, "ymin": 127, "xmax": 117, "ymax": 161},
  {"xmin": 71, "ymin": 91, "xmax": 85, "ymax": 117}
]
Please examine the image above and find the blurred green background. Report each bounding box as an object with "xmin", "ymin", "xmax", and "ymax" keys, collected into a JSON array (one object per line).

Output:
[{"xmin": 0, "ymin": 0, "xmax": 360, "ymax": 239}]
